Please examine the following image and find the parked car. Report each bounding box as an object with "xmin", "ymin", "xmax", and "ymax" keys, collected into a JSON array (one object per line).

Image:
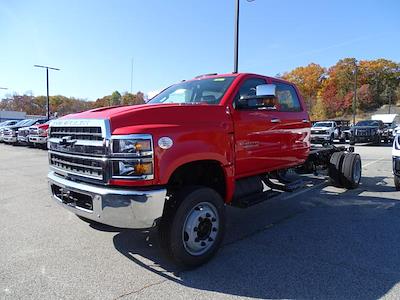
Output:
[
  {"xmin": 310, "ymin": 121, "xmax": 340, "ymax": 144},
  {"xmin": 382, "ymin": 122, "xmax": 397, "ymax": 143},
  {"xmin": 3, "ymin": 119, "xmax": 47, "ymax": 144},
  {"xmin": 0, "ymin": 120, "xmax": 20, "ymax": 142},
  {"xmin": 393, "ymin": 133, "xmax": 400, "ymax": 190},
  {"xmin": 17, "ymin": 126, "xmax": 33, "ymax": 146},
  {"xmin": 349, "ymin": 120, "xmax": 385, "ymax": 145},
  {"xmin": 29, "ymin": 121, "xmax": 50, "ymax": 149},
  {"xmin": 371, "ymin": 114, "xmax": 398, "ymax": 143}
]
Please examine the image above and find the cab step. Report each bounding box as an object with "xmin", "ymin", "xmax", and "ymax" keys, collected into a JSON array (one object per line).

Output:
[{"xmin": 231, "ymin": 189, "xmax": 281, "ymax": 208}]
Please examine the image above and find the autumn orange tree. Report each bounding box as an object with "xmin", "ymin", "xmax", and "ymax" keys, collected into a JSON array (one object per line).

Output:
[{"xmin": 282, "ymin": 63, "xmax": 326, "ymax": 119}]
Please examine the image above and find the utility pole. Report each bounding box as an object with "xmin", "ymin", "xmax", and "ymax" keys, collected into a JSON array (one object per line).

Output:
[
  {"xmin": 233, "ymin": 0, "xmax": 254, "ymax": 73},
  {"xmin": 233, "ymin": 0, "xmax": 240, "ymax": 73},
  {"xmin": 352, "ymin": 59, "xmax": 358, "ymax": 125},
  {"xmin": 34, "ymin": 65, "xmax": 60, "ymax": 119}
]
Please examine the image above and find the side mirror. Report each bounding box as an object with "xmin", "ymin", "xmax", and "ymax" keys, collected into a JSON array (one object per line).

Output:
[
  {"xmin": 256, "ymin": 84, "xmax": 276, "ymax": 98},
  {"xmin": 237, "ymin": 84, "xmax": 277, "ymax": 109}
]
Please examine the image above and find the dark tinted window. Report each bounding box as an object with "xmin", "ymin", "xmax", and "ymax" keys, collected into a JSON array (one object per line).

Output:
[
  {"xmin": 275, "ymin": 83, "xmax": 302, "ymax": 112},
  {"xmin": 234, "ymin": 78, "xmax": 266, "ymax": 107},
  {"xmin": 356, "ymin": 120, "xmax": 380, "ymax": 126}
]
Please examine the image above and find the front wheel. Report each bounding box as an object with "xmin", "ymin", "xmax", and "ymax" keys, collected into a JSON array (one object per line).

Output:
[{"xmin": 159, "ymin": 186, "xmax": 226, "ymax": 269}]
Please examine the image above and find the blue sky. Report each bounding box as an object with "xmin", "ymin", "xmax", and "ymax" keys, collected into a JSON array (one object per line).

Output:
[{"xmin": 0, "ymin": 0, "xmax": 399, "ymax": 100}]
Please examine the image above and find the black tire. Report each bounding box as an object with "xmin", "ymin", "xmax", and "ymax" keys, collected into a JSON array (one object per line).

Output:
[
  {"xmin": 330, "ymin": 133, "xmax": 334, "ymax": 144},
  {"xmin": 341, "ymin": 153, "xmax": 362, "ymax": 189},
  {"xmin": 349, "ymin": 140, "xmax": 355, "ymax": 145},
  {"xmin": 158, "ymin": 186, "xmax": 226, "ymax": 269},
  {"xmin": 374, "ymin": 135, "xmax": 381, "ymax": 146},
  {"xmin": 328, "ymin": 152, "xmax": 346, "ymax": 187},
  {"xmin": 395, "ymin": 175, "xmax": 400, "ymax": 191}
]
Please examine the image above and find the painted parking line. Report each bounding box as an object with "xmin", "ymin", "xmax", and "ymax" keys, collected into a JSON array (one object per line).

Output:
[{"xmin": 363, "ymin": 158, "xmax": 386, "ymax": 168}]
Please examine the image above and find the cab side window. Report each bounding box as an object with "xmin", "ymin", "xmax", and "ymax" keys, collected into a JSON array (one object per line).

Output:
[
  {"xmin": 233, "ymin": 78, "xmax": 266, "ymax": 108},
  {"xmin": 274, "ymin": 83, "xmax": 302, "ymax": 112}
]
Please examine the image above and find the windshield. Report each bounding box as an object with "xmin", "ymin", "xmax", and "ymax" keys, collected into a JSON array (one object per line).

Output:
[
  {"xmin": 148, "ymin": 77, "xmax": 235, "ymax": 105},
  {"xmin": 385, "ymin": 122, "xmax": 396, "ymax": 128},
  {"xmin": 356, "ymin": 120, "xmax": 379, "ymax": 126},
  {"xmin": 313, "ymin": 122, "xmax": 333, "ymax": 127},
  {"xmin": 14, "ymin": 119, "xmax": 31, "ymax": 126}
]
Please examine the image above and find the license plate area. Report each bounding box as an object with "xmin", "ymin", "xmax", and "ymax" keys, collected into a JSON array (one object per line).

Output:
[{"xmin": 51, "ymin": 184, "xmax": 93, "ymax": 211}]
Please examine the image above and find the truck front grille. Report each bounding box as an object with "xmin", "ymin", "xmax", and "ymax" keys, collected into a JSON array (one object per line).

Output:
[
  {"xmin": 355, "ymin": 129, "xmax": 370, "ymax": 136},
  {"xmin": 50, "ymin": 152, "xmax": 104, "ymax": 180},
  {"xmin": 29, "ymin": 128, "xmax": 39, "ymax": 135},
  {"xmin": 48, "ymin": 119, "xmax": 109, "ymax": 183},
  {"xmin": 50, "ymin": 126, "xmax": 102, "ymax": 141}
]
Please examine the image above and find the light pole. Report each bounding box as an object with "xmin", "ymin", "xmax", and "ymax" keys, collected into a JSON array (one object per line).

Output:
[
  {"xmin": 34, "ymin": 65, "xmax": 60, "ymax": 119},
  {"xmin": 233, "ymin": 0, "xmax": 255, "ymax": 73},
  {"xmin": 352, "ymin": 59, "xmax": 358, "ymax": 125}
]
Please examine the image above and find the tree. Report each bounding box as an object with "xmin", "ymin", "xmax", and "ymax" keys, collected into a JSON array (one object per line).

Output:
[
  {"xmin": 282, "ymin": 63, "xmax": 326, "ymax": 111},
  {"xmin": 121, "ymin": 92, "xmax": 145, "ymax": 105},
  {"xmin": 110, "ymin": 91, "xmax": 122, "ymax": 106}
]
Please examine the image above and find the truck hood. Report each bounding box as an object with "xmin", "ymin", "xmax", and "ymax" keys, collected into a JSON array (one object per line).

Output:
[{"xmin": 61, "ymin": 104, "xmax": 232, "ymax": 134}]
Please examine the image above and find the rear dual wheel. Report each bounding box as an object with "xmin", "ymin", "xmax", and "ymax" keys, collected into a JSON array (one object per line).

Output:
[{"xmin": 328, "ymin": 152, "xmax": 361, "ymax": 189}]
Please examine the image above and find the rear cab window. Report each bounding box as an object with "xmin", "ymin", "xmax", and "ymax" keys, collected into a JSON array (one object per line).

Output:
[{"xmin": 273, "ymin": 82, "xmax": 303, "ymax": 112}]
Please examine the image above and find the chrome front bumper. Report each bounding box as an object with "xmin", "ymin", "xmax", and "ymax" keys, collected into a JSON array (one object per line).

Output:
[
  {"xmin": 3, "ymin": 136, "xmax": 17, "ymax": 143},
  {"xmin": 17, "ymin": 136, "xmax": 29, "ymax": 143},
  {"xmin": 310, "ymin": 134, "xmax": 331, "ymax": 141},
  {"xmin": 29, "ymin": 136, "xmax": 47, "ymax": 144},
  {"xmin": 48, "ymin": 171, "xmax": 167, "ymax": 229}
]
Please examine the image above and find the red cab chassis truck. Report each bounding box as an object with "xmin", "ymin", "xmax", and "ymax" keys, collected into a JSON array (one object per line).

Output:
[{"xmin": 47, "ymin": 73, "xmax": 361, "ymax": 268}]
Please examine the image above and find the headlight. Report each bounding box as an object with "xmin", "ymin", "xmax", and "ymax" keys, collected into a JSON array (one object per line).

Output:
[
  {"xmin": 112, "ymin": 138, "xmax": 152, "ymax": 155},
  {"xmin": 38, "ymin": 128, "xmax": 47, "ymax": 136},
  {"xmin": 112, "ymin": 159, "xmax": 153, "ymax": 177},
  {"xmin": 110, "ymin": 135, "xmax": 154, "ymax": 179}
]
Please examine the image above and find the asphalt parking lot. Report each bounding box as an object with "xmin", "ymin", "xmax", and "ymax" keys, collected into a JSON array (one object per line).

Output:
[{"xmin": 0, "ymin": 143, "xmax": 398, "ymax": 299}]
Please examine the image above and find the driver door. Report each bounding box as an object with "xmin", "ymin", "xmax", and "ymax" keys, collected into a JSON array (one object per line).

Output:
[{"xmin": 232, "ymin": 77, "xmax": 283, "ymax": 178}]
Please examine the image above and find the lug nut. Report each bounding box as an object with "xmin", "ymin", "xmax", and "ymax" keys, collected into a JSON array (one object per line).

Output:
[
  {"xmin": 212, "ymin": 227, "xmax": 217, "ymax": 232},
  {"xmin": 211, "ymin": 218, "xmax": 216, "ymax": 222},
  {"xmin": 208, "ymin": 237, "xmax": 213, "ymax": 242},
  {"xmin": 206, "ymin": 213, "xmax": 211, "ymax": 218}
]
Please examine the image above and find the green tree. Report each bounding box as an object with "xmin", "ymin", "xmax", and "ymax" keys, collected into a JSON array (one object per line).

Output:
[{"xmin": 110, "ymin": 91, "xmax": 122, "ymax": 106}]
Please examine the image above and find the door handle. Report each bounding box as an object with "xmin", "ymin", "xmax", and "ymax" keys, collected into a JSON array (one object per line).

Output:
[
  {"xmin": 302, "ymin": 119, "xmax": 309, "ymax": 123},
  {"xmin": 271, "ymin": 118, "xmax": 281, "ymax": 123}
]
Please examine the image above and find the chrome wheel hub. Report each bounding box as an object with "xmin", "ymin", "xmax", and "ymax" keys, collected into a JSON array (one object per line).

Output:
[{"xmin": 182, "ymin": 202, "xmax": 219, "ymax": 256}]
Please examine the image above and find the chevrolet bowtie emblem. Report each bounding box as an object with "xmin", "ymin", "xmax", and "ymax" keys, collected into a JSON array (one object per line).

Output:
[{"xmin": 59, "ymin": 136, "xmax": 77, "ymax": 146}]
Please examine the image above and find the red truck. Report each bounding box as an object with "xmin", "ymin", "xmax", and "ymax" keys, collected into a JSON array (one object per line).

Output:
[{"xmin": 47, "ymin": 73, "xmax": 361, "ymax": 268}]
